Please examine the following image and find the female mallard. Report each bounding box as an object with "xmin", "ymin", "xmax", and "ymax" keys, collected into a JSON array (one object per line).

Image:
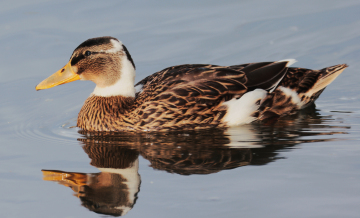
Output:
[{"xmin": 36, "ymin": 36, "xmax": 347, "ymax": 131}]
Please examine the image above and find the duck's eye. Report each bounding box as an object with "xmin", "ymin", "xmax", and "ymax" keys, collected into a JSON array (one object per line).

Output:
[{"xmin": 85, "ymin": 51, "xmax": 92, "ymax": 56}]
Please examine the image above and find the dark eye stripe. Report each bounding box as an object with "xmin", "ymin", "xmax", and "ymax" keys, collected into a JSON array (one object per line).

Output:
[
  {"xmin": 71, "ymin": 53, "xmax": 85, "ymax": 66},
  {"xmin": 71, "ymin": 52, "xmax": 107, "ymax": 66}
]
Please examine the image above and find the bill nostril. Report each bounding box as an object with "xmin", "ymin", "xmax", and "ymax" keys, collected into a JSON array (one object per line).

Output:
[{"xmin": 61, "ymin": 69, "xmax": 65, "ymax": 73}]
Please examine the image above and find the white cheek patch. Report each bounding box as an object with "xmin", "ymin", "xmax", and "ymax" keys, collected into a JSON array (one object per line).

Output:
[
  {"xmin": 222, "ymin": 89, "xmax": 267, "ymax": 126},
  {"xmin": 92, "ymin": 55, "xmax": 136, "ymax": 97}
]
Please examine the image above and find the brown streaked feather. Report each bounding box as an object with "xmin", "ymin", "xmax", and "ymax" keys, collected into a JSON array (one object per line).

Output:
[
  {"xmin": 77, "ymin": 62, "xmax": 346, "ymax": 131},
  {"xmin": 254, "ymin": 64, "xmax": 348, "ymax": 121},
  {"xmin": 279, "ymin": 64, "xmax": 347, "ymax": 108},
  {"xmin": 79, "ymin": 64, "xmax": 250, "ymax": 131},
  {"xmin": 254, "ymin": 89, "xmax": 299, "ymax": 123},
  {"xmin": 136, "ymin": 64, "xmax": 248, "ymax": 100},
  {"xmin": 77, "ymin": 96, "xmax": 135, "ymax": 131},
  {"xmin": 280, "ymin": 64, "xmax": 347, "ymax": 94},
  {"xmin": 129, "ymin": 65, "xmax": 250, "ymax": 130},
  {"xmin": 280, "ymin": 67, "xmax": 322, "ymax": 93},
  {"xmin": 130, "ymin": 63, "xmax": 289, "ymax": 131}
]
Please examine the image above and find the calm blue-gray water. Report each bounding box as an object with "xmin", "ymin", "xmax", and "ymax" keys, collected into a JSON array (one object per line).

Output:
[{"xmin": 1, "ymin": 1, "xmax": 360, "ymax": 217}]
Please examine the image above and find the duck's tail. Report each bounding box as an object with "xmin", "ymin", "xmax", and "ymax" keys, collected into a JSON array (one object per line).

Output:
[{"xmin": 255, "ymin": 63, "xmax": 348, "ymax": 122}]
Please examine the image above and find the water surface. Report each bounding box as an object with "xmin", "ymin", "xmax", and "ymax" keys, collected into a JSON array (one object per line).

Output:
[{"xmin": 1, "ymin": 1, "xmax": 360, "ymax": 217}]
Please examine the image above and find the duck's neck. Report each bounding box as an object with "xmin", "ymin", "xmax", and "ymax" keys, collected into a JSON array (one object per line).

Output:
[
  {"xmin": 77, "ymin": 95, "xmax": 135, "ymax": 131},
  {"xmin": 92, "ymin": 56, "xmax": 136, "ymax": 98}
]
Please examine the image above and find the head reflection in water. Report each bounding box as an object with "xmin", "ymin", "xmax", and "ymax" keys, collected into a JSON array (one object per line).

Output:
[
  {"xmin": 42, "ymin": 104, "xmax": 349, "ymax": 216},
  {"xmin": 43, "ymin": 146, "xmax": 140, "ymax": 217}
]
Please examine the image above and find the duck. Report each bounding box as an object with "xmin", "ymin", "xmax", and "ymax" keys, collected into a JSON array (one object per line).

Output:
[{"xmin": 35, "ymin": 36, "xmax": 347, "ymax": 132}]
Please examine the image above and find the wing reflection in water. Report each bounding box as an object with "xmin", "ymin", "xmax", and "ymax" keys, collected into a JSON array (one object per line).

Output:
[{"xmin": 42, "ymin": 105, "xmax": 349, "ymax": 216}]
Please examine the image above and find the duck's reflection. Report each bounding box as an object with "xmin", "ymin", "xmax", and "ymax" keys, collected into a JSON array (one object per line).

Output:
[
  {"xmin": 43, "ymin": 145, "xmax": 140, "ymax": 216},
  {"xmin": 42, "ymin": 105, "xmax": 349, "ymax": 216}
]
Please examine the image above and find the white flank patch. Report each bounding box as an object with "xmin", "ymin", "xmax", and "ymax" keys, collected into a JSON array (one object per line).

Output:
[
  {"xmin": 276, "ymin": 59, "xmax": 297, "ymax": 67},
  {"xmin": 222, "ymin": 89, "xmax": 267, "ymax": 126},
  {"xmin": 278, "ymin": 86, "xmax": 301, "ymax": 106},
  {"xmin": 134, "ymin": 84, "xmax": 143, "ymax": 94},
  {"xmin": 92, "ymin": 53, "xmax": 136, "ymax": 97},
  {"xmin": 98, "ymin": 159, "xmax": 140, "ymax": 216}
]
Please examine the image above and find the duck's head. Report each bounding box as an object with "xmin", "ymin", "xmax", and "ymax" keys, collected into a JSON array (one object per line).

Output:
[{"xmin": 36, "ymin": 36, "xmax": 136, "ymax": 97}]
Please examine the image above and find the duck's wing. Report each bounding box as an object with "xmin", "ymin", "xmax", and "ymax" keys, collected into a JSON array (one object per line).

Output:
[
  {"xmin": 135, "ymin": 64, "xmax": 248, "ymax": 106},
  {"xmin": 237, "ymin": 61, "xmax": 290, "ymax": 92},
  {"xmin": 131, "ymin": 62, "xmax": 293, "ymax": 129},
  {"xmin": 135, "ymin": 61, "xmax": 291, "ymax": 105}
]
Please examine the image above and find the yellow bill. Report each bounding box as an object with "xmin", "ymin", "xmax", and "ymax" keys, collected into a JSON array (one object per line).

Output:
[
  {"xmin": 42, "ymin": 170, "xmax": 87, "ymax": 194},
  {"xmin": 35, "ymin": 61, "xmax": 80, "ymax": 90}
]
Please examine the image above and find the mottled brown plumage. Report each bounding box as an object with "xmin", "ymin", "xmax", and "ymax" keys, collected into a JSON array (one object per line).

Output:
[
  {"xmin": 78, "ymin": 64, "xmax": 248, "ymax": 131},
  {"xmin": 255, "ymin": 64, "xmax": 348, "ymax": 122},
  {"xmin": 77, "ymin": 95, "xmax": 135, "ymax": 131},
  {"xmin": 36, "ymin": 37, "xmax": 347, "ymax": 132}
]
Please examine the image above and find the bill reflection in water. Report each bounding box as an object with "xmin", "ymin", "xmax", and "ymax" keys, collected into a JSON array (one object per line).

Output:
[
  {"xmin": 42, "ymin": 105, "xmax": 349, "ymax": 216},
  {"xmin": 43, "ymin": 146, "xmax": 140, "ymax": 217}
]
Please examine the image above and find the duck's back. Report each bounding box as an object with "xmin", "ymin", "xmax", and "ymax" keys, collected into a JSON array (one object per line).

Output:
[
  {"xmin": 130, "ymin": 64, "xmax": 247, "ymax": 130},
  {"xmin": 130, "ymin": 62, "xmax": 291, "ymax": 131}
]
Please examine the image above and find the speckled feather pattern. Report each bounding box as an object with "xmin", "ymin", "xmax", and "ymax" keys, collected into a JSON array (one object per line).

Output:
[
  {"xmin": 254, "ymin": 64, "xmax": 348, "ymax": 121},
  {"xmin": 77, "ymin": 63, "xmax": 347, "ymax": 132},
  {"xmin": 77, "ymin": 96, "xmax": 135, "ymax": 131},
  {"xmin": 79, "ymin": 64, "xmax": 251, "ymax": 131},
  {"xmin": 36, "ymin": 37, "xmax": 346, "ymax": 132}
]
